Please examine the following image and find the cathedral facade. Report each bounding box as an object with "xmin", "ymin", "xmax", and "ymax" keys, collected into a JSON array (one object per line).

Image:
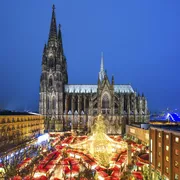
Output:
[{"xmin": 39, "ymin": 5, "xmax": 149, "ymax": 134}]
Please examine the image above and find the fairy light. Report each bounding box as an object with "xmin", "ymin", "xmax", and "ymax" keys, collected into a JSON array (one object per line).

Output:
[{"xmin": 69, "ymin": 114, "xmax": 128, "ymax": 166}]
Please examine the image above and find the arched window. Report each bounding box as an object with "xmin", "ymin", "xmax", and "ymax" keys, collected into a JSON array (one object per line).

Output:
[
  {"xmin": 49, "ymin": 77, "xmax": 53, "ymax": 87},
  {"xmin": 52, "ymin": 97, "xmax": 56, "ymax": 110},
  {"xmin": 102, "ymin": 94, "xmax": 110, "ymax": 109}
]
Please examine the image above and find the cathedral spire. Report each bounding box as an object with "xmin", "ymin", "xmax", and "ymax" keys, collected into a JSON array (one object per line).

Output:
[
  {"xmin": 48, "ymin": 4, "xmax": 57, "ymax": 43},
  {"xmin": 100, "ymin": 52, "xmax": 104, "ymax": 72},
  {"xmin": 99, "ymin": 52, "xmax": 105, "ymax": 82},
  {"xmin": 57, "ymin": 24, "xmax": 64, "ymax": 55},
  {"xmin": 58, "ymin": 24, "xmax": 62, "ymax": 42}
]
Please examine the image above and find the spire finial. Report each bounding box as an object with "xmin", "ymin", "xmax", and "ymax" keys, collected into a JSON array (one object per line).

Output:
[
  {"xmin": 101, "ymin": 52, "xmax": 103, "ymax": 58},
  {"xmin": 48, "ymin": 4, "xmax": 57, "ymax": 43},
  {"xmin": 52, "ymin": 4, "xmax": 55, "ymax": 11},
  {"xmin": 100, "ymin": 52, "xmax": 104, "ymax": 71}
]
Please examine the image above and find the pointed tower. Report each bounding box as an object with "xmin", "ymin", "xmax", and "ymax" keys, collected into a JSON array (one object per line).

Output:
[
  {"xmin": 39, "ymin": 5, "xmax": 68, "ymax": 131},
  {"xmin": 57, "ymin": 24, "xmax": 63, "ymax": 55},
  {"xmin": 57, "ymin": 24, "xmax": 68, "ymax": 84},
  {"xmin": 99, "ymin": 52, "xmax": 105, "ymax": 82},
  {"xmin": 48, "ymin": 4, "xmax": 57, "ymax": 45}
]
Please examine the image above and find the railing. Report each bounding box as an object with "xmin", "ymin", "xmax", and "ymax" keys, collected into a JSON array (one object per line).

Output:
[{"xmin": 101, "ymin": 108, "xmax": 110, "ymax": 115}]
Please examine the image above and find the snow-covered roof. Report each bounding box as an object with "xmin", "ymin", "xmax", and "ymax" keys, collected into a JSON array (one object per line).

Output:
[
  {"xmin": 65, "ymin": 85, "xmax": 97, "ymax": 93},
  {"xmin": 65, "ymin": 84, "xmax": 134, "ymax": 93},
  {"xmin": 114, "ymin": 85, "xmax": 134, "ymax": 93}
]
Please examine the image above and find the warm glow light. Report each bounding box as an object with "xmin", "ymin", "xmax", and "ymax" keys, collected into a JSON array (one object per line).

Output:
[
  {"xmin": 69, "ymin": 114, "xmax": 127, "ymax": 167},
  {"xmin": 0, "ymin": 167, "xmax": 5, "ymax": 174},
  {"xmin": 34, "ymin": 172, "xmax": 46, "ymax": 178},
  {"xmin": 91, "ymin": 164, "xmax": 98, "ymax": 170},
  {"xmin": 98, "ymin": 176, "xmax": 105, "ymax": 180},
  {"xmin": 70, "ymin": 153, "xmax": 74, "ymax": 157},
  {"xmin": 75, "ymin": 154, "xmax": 80, "ymax": 159}
]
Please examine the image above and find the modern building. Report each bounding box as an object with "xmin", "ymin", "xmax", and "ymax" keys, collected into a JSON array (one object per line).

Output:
[
  {"xmin": 39, "ymin": 5, "xmax": 149, "ymax": 133},
  {"xmin": 0, "ymin": 111, "xmax": 44, "ymax": 151},
  {"xmin": 150, "ymin": 124, "xmax": 180, "ymax": 180},
  {"xmin": 126, "ymin": 124, "xmax": 149, "ymax": 145}
]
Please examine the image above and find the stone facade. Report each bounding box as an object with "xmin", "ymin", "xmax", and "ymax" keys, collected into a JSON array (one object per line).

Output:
[{"xmin": 39, "ymin": 5, "xmax": 149, "ymax": 134}]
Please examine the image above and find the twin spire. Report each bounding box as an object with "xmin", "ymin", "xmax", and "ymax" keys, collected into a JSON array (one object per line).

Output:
[
  {"xmin": 48, "ymin": 4, "xmax": 62, "ymax": 46},
  {"xmin": 48, "ymin": 4, "xmax": 57, "ymax": 42},
  {"xmin": 46, "ymin": 4, "xmax": 64, "ymax": 59},
  {"xmin": 49, "ymin": 5, "xmax": 105, "ymax": 83}
]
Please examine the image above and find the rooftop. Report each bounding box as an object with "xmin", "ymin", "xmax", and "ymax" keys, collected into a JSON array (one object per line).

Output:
[
  {"xmin": 150, "ymin": 124, "xmax": 180, "ymax": 133},
  {"xmin": 0, "ymin": 110, "xmax": 40, "ymax": 116},
  {"xmin": 65, "ymin": 84, "xmax": 134, "ymax": 93}
]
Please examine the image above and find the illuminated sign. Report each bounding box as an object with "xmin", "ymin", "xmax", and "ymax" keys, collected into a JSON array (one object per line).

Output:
[
  {"xmin": 145, "ymin": 133, "xmax": 149, "ymax": 140},
  {"xmin": 130, "ymin": 128, "xmax": 135, "ymax": 134}
]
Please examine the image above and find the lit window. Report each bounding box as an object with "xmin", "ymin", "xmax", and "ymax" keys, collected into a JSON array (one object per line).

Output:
[
  {"xmin": 175, "ymin": 149, "xmax": 179, "ymax": 156},
  {"xmin": 166, "ymin": 145, "xmax": 169, "ymax": 151},
  {"xmin": 150, "ymin": 139, "xmax": 152, "ymax": 151},
  {"xmin": 166, "ymin": 156, "xmax": 169, "ymax": 162},
  {"xmin": 166, "ymin": 135, "xmax": 169, "ymax": 139},
  {"xmin": 158, "ymin": 152, "xmax": 161, "ymax": 157},
  {"xmin": 166, "ymin": 167, "xmax": 169, "ymax": 174},
  {"xmin": 175, "ymin": 161, "xmax": 179, "ymax": 167},
  {"xmin": 175, "ymin": 174, "xmax": 179, "ymax": 180},
  {"xmin": 158, "ymin": 132, "xmax": 161, "ymax": 138},
  {"xmin": 175, "ymin": 137, "xmax": 179, "ymax": 143},
  {"xmin": 150, "ymin": 152, "xmax": 152, "ymax": 163},
  {"xmin": 159, "ymin": 142, "xmax": 161, "ymax": 147},
  {"xmin": 158, "ymin": 162, "xmax": 161, "ymax": 168}
]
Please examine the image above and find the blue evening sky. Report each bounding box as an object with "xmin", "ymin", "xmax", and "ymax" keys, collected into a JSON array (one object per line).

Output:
[{"xmin": 0, "ymin": 0, "xmax": 180, "ymax": 113}]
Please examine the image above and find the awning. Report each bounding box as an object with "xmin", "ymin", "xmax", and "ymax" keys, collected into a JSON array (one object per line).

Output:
[{"xmin": 12, "ymin": 176, "xmax": 22, "ymax": 180}]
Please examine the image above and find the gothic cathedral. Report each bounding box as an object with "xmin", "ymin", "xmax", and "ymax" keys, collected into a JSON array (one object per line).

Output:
[{"xmin": 39, "ymin": 5, "xmax": 149, "ymax": 134}]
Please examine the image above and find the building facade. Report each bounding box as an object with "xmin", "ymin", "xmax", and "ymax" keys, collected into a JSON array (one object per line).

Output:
[
  {"xmin": 39, "ymin": 5, "xmax": 149, "ymax": 133},
  {"xmin": 0, "ymin": 113, "xmax": 44, "ymax": 150},
  {"xmin": 150, "ymin": 126, "xmax": 180, "ymax": 180},
  {"xmin": 126, "ymin": 125, "xmax": 149, "ymax": 145}
]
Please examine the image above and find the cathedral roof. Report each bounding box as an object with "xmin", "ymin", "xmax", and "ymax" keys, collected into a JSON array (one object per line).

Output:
[
  {"xmin": 114, "ymin": 85, "xmax": 134, "ymax": 93},
  {"xmin": 65, "ymin": 85, "xmax": 97, "ymax": 93},
  {"xmin": 65, "ymin": 84, "xmax": 134, "ymax": 93}
]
